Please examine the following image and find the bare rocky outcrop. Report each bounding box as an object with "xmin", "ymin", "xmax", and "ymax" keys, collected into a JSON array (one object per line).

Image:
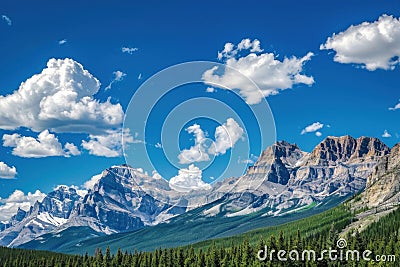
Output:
[{"xmin": 362, "ymin": 142, "xmax": 400, "ymax": 207}]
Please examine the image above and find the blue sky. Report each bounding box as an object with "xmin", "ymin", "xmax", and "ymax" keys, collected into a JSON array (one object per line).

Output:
[{"xmin": 0, "ymin": 0, "xmax": 400, "ymax": 208}]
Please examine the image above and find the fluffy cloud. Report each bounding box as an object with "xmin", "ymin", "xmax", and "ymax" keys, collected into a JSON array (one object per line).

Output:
[
  {"xmin": 1, "ymin": 15, "xmax": 11, "ymax": 26},
  {"xmin": 152, "ymin": 170, "xmax": 163, "ymax": 179},
  {"xmin": 217, "ymin": 38, "xmax": 263, "ymax": 60},
  {"xmin": 0, "ymin": 58, "xmax": 123, "ymax": 134},
  {"xmin": 0, "ymin": 190, "xmax": 46, "ymax": 222},
  {"xmin": 58, "ymin": 39, "xmax": 67, "ymax": 45},
  {"xmin": 208, "ymin": 118, "xmax": 244, "ymax": 156},
  {"xmin": 82, "ymin": 128, "xmax": 136, "ymax": 157},
  {"xmin": 3, "ymin": 130, "xmax": 80, "ymax": 158},
  {"xmin": 237, "ymin": 154, "xmax": 258, "ymax": 164},
  {"xmin": 382, "ymin": 130, "xmax": 392, "ymax": 138},
  {"xmin": 178, "ymin": 118, "xmax": 244, "ymax": 163},
  {"xmin": 105, "ymin": 71, "xmax": 127, "ymax": 91},
  {"xmin": 321, "ymin": 14, "xmax": 400, "ymax": 71},
  {"xmin": 178, "ymin": 124, "xmax": 210, "ymax": 164},
  {"xmin": 203, "ymin": 38, "xmax": 314, "ymax": 104},
  {"xmin": 0, "ymin": 162, "xmax": 17, "ymax": 179},
  {"xmin": 122, "ymin": 47, "xmax": 138, "ymax": 54},
  {"xmin": 82, "ymin": 173, "xmax": 102, "ymax": 190},
  {"xmin": 169, "ymin": 164, "xmax": 211, "ymax": 192},
  {"xmin": 301, "ymin": 122, "xmax": 324, "ymax": 135}
]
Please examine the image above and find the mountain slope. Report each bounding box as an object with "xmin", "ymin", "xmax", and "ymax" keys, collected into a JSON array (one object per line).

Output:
[
  {"xmin": 208, "ymin": 136, "xmax": 389, "ymax": 217},
  {"xmin": 20, "ymin": 194, "xmax": 346, "ymax": 254},
  {"xmin": 0, "ymin": 186, "xmax": 81, "ymax": 247},
  {"xmin": 0, "ymin": 167, "xmax": 188, "ymax": 247},
  {"xmin": 363, "ymin": 142, "xmax": 400, "ymax": 207},
  {"xmin": 341, "ymin": 142, "xmax": 400, "ymax": 235},
  {"xmin": 1, "ymin": 135, "xmax": 391, "ymax": 249}
]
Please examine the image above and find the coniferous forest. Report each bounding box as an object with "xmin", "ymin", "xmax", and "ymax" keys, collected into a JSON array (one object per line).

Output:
[{"xmin": 0, "ymin": 204, "xmax": 398, "ymax": 267}]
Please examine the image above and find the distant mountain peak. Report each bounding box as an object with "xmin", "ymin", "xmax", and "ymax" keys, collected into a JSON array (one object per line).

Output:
[
  {"xmin": 305, "ymin": 135, "xmax": 390, "ymax": 166},
  {"xmin": 245, "ymin": 141, "xmax": 306, "ymax": 186}
]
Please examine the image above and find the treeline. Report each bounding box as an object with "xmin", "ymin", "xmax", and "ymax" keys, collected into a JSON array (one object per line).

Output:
[{"xmin": 0, "ymin": 206, "xmax": 398, "ymax": 266}]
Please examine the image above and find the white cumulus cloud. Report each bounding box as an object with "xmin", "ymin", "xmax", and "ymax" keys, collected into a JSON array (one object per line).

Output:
[
  {"xmin": 122, "ymin": 47, "xmax": 138, "ymax": 54},
  {"xmin": 382, "ymin": 130, "xmax": 392, "ymax": 138},
  {"xmin": 321, "ymin": 14, "xmax": 400, "ymax": 71},
  {"xmin": 208, "ymin": 118, "xmax": 244, "ymax": 156},
  {"xmin": 152, "ymin": 170, "xmax": 163, "ymax": 179},
  {"xmin": 301, "ymin": 122, "xmax": 324, "ymax": 135},
  {"xmin": 82, "ymin": 173, "xmax": 103, "ymax": 190},
  {"xmin": 82, "ymin": 128, "xmax": 136, "ymax": 157},
  {"xmin": 217, "ymin": 38, "xmax": 263, "ymax": 60},
  {"xmin": 0, "ymin": 190, "xmax": 46, "ymax": 222},
  {"xmin": 105, "ymin": 70, "xmax": 127, "ymax": 91},
  {"xmin": 178, "ymin": 124, "xmax": 210, "ymax": 164},
  {"xmin": 3, "ymin": 130, "xmax": 80, "ymax": 158},
  {"xmin": 179, "ymin": 118, "xmax": 244, "ymax": 162},
  {"xmin": 169, "ymin": 164, "xmax": 211, "ymax": 192},
  {"xmin": 0, "ymin": 58, "xmax": 123, "ymax": 134},
  {"xmin": 58, "ymin": 39, "xmax": 67, "ymax": 45},
  {"xmin": 203, "ymin": 38, "xmax": 314, "ymax": 104},
  {"xmin": 0, "ymin": 162, "xmax": 17, "ymax": 179}
]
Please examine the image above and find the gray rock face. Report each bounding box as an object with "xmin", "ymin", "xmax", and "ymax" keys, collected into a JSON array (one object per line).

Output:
[
  {"xmin": 246, "ymin": 141, "xmax": 306, "ymax": 185},
  {"xmin": 39, "ymin": 186, "xmax": 81, "ymax": 219},
  {"xmin": 209, "ymin": 136, "xmax": 390, "ymax": 216},
  {"xmin": 362, "ymin": 143, "xmax": 400, "ymax": 207},
  {"xmin": 304, "ymin": 136, "xmax": 389, "ymax": 166},
  {"xmin": 71, "ymin": 167, "xmax": 173, "ymax": 233},
  {"xmin": 289, "ymin": 136, "xmax": 389, "ymax": 200},
  {"xmin": 0, "ymin": 186, "xmax": 81, "ymax": 247},
  {"xmin": 0, "ymin": 166, "xmax": 185, "ymax": 247}
]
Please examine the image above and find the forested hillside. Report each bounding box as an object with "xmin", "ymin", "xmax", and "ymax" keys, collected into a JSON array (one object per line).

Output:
[{"xmin": 1, "ymin": 204, "xmax": 398, "ymax": 266}]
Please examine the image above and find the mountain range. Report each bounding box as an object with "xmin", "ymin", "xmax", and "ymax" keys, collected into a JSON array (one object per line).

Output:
[{"xmin": 0, "ymin": 135, "xmax": 397, "ymax": 252}]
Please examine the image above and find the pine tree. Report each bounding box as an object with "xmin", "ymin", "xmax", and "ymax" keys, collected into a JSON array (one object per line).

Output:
[{"xmin": 103, "ymin": 246, "xmax": 112, "ymax": 267}]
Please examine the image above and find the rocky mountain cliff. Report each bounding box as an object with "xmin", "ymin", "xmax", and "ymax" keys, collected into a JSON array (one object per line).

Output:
[
  {"xmin": 341, "ymin": 142, "xmax": 399, "ymax": 236},
  {"xmin": 0, "ymin": 186, "xmax": 80, "ymax": 247},
  {"xmin": 203, "ymin": 136, "xmax": 390, "ymax": 217},
  {"xmin": 291, "ymin": 136, "xmax": 389, "ymax": 196},
  {"xmin": 304, "ymin": 135, "xmax": 389, "ymax": 166},
  {"xmin": 0, "ymin": 135, "xmax": 393, "ymax": 247},
  {"xmin": 245, "ymin": 141, "xmax": 306, "ymax": 185},
  {"xmin": 0, "ymin": 167, "xmax": 189, "ymax": 247},
  {"xmin": 362, "ymin": 142, "xmax": 400, "ymax": 207}
]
